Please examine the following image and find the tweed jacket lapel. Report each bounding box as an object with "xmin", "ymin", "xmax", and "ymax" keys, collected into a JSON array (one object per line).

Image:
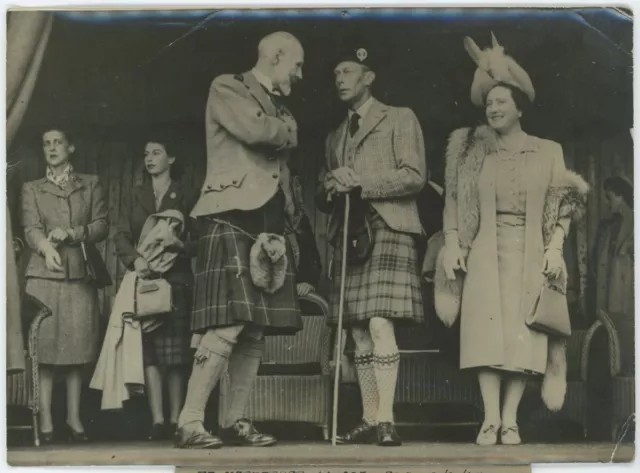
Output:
[
  {"xmin": 243, "ymin": 71, "xmax": 277, "ymax": 118},
  {"xmin": 351, "ymin": 99, "xmax": 388, "ymax": 149}
]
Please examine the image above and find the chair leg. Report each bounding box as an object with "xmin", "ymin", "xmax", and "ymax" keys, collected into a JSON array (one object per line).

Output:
[{"xmin": 322, "ymin": 426, "xmax": 329, "ymax": 441}]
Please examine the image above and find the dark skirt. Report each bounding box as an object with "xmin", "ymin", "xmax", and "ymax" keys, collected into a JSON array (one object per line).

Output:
[
  {"xmin": 328, "ymin": 215, "xmax": 424, "ymax": 326},
  {"xmin": 142, "ymin": 284, "xmax": 192, "ymax": 367},
  {"xmin": 25, "ymin": 277, "xmax": 100, "ymax": 365},
  {"xmin": 191, "ymin": 191, "xmax": 302, "ymax": 336}
]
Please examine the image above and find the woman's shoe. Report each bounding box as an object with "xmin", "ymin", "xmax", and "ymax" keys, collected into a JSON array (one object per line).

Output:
[
  {"xmin": 148, "ymin": 423, "xmax": 166, "ymax": 441},
  {"xmin": 39, "ymin": 431, "xmax": 54, "ymax": 445},
  {"xmin": 476, "ymin": 423, "xmax": 500, "ymax": 446},
  {"xmin": 500, "ymin": 425, "xmax": 522, "ymax": 445},
  {"xmin": 64, "ymin": 423, "xmax": 89, "ymax": 443}
]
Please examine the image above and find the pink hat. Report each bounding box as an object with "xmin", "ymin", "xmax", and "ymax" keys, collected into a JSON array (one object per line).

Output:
[{"xmin": 464, "ymin": 32, "xmax": 535, "ymax": 107}]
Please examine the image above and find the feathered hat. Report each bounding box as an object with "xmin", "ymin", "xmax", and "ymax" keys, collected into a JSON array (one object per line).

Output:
[{"xmin": 464, "ymin": 32, "xmax": 535, "ymax": 107}]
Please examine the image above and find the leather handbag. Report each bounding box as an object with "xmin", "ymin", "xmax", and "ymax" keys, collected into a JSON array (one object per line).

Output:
[
  {"xmin": 133, "ymin": 277, "xmax": 174, "ymax": 320},
  {"xmin": 80, "ymin": 242, "xmax": 112, "ymax": 289},
  {"xmin": 525, "ymin": 279, "xmax": 572, "ymax": 338}
]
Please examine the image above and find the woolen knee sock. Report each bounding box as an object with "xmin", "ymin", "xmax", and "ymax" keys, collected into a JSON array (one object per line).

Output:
[
  {"xmin": 221, "ymin": 337, "xmax": 265, "ymax": 428},
  {"xmin": 354, "ymin": 351, "xmax": 378, "ymax": 425},
  {"xmin": 178, "ymin": 336, "xmax": 234, "ymax": 429},
  {"xmin": 373, "ymin": 351, "xmax": 400, "ymax": 423}
]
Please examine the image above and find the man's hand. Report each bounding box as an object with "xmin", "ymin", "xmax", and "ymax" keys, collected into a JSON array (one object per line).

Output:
[
  {"xmin": 296, "ymin": 282, "xmax": 315, "ymax": 297},
  {"xmin": 326, "ymin": 167, "xmax": 360, "ymax": 196}
]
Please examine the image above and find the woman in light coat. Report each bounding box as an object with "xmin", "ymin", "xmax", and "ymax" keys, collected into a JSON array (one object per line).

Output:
[
  {"xmin": 436, "ymin": 35, "xmax": 589, "ymax": 446},
  {"xmin": 22, "ymin": 127, "xmax": 109, "ymax": 442}
]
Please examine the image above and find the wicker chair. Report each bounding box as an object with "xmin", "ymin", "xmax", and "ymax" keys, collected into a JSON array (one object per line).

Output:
[
  {"xmin": 6, "ymin": 294, "xmax": 52, "ymax": 447},
  {"xmin": 218, "ymin": 292, "xmax": 332, "ymax": 439},
  {"xmin": 594, "ymin": 309, "xmax": 635, "ymax": 442}
]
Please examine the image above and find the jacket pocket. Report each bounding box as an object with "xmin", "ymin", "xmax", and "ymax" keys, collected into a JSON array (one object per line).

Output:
[{"xmin": 203, "ymin": 169, "xmax": 248, "ymax": 193}]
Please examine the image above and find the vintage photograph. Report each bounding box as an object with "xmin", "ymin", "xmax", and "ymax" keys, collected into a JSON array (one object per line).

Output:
[{"xmin": 5, "ymin": 6, "xmax": 635, "ymax": 467}]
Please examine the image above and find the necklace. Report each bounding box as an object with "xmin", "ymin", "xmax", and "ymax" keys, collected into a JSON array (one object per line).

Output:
[{"xmin": 495, "ymin": 132, "xmax": 528, "ymax": 160}]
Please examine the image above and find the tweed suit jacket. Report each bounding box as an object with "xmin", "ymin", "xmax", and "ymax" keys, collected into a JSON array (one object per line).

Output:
[
  {"xmin": 190, "ymin": 70, "xmax": 298, "ymax": 218},
  {"xmin": 21, "ymin": 173, "xmax": 109, "ymax": 280},
  {"xmin": 319, "ymin": 98, "xmax": 427, "ymax": 241}
]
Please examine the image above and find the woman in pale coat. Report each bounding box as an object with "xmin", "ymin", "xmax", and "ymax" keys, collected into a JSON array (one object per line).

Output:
[
  {"xmin": 437, "ymin": 35, "xmax": 588, "ymax": 445},
  {"xmin": 22, "ymin": 127, "xmax": 109, "ymax": 442},
  {"xmin": 591, "ymin": 176, "xmax": 634, "ymax": 317}
]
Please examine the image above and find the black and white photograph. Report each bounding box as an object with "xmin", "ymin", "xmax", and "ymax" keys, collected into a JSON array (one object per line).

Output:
[{"xmin": 4, "ymin": 6, "xmax": 635, "ymax": 468}]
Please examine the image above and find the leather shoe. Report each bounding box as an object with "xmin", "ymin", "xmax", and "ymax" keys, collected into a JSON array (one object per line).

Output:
[
  {"xmin": 377, "ymin": 422, "xmax": 402, "ymax": 446},
  {"xmin": 175, "ymin": 423, "xmax": 223, "ymax": 449},
  {"xmin": 219, "ymin": 418, "xmax": 277, "ymax": 447},
  {"xmin": 335, "ymin": 421, "xmax": 376, "ymax": 445}
]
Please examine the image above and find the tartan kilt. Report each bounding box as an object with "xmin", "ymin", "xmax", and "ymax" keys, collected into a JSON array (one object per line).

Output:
[
  {"xmin": 142, "ymin": 284, "xmax": 192, "ymax": 367},
  {"xmin": 191, "ymin": 219, "xmax": 302, "ymax": 336},
  {"xmin": 328, "ymin": 216, "xmax": 424, "ymax": 326}
]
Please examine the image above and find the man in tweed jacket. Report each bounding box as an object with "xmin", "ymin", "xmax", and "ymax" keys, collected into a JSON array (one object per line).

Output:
[
  {"xmin": 318, "ymin": 45, "xmax": 427, "ymax": 446},
  {"xmin": 176, "ymin": 32, "xmax": 304, "ymax": 450}
]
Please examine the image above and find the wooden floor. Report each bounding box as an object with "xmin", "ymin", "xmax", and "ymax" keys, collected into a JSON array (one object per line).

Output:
[{"xmin": 7, "ymin": 441, "xmax": 635, "ymax": 467}]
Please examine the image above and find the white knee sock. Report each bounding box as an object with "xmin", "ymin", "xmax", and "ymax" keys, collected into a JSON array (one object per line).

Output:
[
  {"xmin": 373, "ymin": 350, "xmax": 400, "ymax": 423},
  {"xmin": 221, "ymin": 337, "xmax": 265, "ymax": 428},
  {"xmin": 354, "ymin": 351, "xmax": 378, "ymax": 425}
]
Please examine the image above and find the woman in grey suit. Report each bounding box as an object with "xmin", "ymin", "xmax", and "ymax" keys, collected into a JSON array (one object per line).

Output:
[{"xmin": 22, "ymin": 127, "xmax": 109, "ymax": 442}]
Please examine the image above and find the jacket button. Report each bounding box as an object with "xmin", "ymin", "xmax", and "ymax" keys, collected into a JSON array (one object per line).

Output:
[{"xmin": 272, "ymin": 173, "xmax": 278, "ymax": 179}]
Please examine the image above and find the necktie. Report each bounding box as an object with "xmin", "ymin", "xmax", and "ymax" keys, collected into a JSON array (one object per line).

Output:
[{"xmin": 349, "ymin": 112, "xmax": 361, "ymax": 137}]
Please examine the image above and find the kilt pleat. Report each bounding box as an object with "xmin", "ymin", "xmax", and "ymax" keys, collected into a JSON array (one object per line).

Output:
[
  {"xmin": 329, "ymin": 217, "xmax": 423, "ymax": 326},
  {"xmin": 191, "ymin": 220, "xmax": 302, "ymax": 336},
  {"xmin": 142, "ymin": 284, "xmax": 192, "ymax": 367}
]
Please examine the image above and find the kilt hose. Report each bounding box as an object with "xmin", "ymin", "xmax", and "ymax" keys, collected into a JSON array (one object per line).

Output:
[
  {"xmin": 191, "ymin": 190, "xmax": 303, "ymax": 336},
  {"xmin": 328, "ymin": 214, "xmax": 424, "ymax": 326}
]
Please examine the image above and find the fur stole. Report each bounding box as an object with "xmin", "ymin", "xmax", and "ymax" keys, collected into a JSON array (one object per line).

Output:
[
  {"xmin": 250, "ymin": 233, "xmax": 288, "ymax": 294},
  {"xmin": 435, "ymin": 125, "xmax": 590, "ymax": 412}
]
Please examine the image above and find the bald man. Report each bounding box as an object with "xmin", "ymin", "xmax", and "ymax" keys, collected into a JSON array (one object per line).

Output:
[{"xmin": 176, "ymin": 32, "xmax": 304, "ymax": 449}]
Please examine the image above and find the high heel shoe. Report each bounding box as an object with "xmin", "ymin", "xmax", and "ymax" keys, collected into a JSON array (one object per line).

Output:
[
  {"xmin": 39, "ymin": 431, "xmax": 54, "ymax": 445},
  {"xmin": 64, "ymin": 423, "xmax": 89, "ymax": 443}
]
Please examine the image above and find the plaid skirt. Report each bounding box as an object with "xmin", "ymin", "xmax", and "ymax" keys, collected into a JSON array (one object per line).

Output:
[
  {"xmin": 142, "ymin": 284, "xmax": 192, "ymax": 367},
  {"xmin": 191, "ymin": 196, "xmax": 302, "ymax": 336},
  {"xmin": 328, "ymin": 216, "xmax": 424, "ymax": 326}
]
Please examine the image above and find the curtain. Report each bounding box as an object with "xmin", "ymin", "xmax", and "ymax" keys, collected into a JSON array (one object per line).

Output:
[{"xmin": 6, "ymin": 11, "xmax": 53, "ymax": 374}]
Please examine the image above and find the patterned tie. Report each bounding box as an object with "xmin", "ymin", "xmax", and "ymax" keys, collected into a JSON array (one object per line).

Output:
[{"xmin": 349, "ymin": 112, "xmax": 361, "ymax": 137}]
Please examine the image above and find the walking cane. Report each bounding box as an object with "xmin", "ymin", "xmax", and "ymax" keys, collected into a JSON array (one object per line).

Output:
[{"xmin": 331, "ymin": 193, "xmax": 350, "ymax": 446}]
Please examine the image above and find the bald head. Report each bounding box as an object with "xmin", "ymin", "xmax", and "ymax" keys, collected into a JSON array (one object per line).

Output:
[
  {"xmin": 258, "ymin": 31, "xmax": 302, "ymax": 59},
  {"xmin": 255, "ymin": 31, "xmax": 304, "ymax": 97}
]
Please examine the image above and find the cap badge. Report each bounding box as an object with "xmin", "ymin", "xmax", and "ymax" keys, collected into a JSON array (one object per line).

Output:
[{"xmin": 356, "ymin": 48, "xmax": 368, "ymax": 62}]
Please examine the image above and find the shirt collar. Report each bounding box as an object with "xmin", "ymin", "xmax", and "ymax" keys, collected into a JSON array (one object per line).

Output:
[
  {"xmin": 251, "ymin": 67, "xmax": 280, "ymax": 96},
  {"xmin": 348, "ymin": 96, "xmax": 374, "ymax": 121}
]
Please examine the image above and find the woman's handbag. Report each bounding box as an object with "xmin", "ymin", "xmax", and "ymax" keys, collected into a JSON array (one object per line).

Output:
[
  {"xmin": 81, "ymin": 242, "xmax": 112, "ymax": 289},
  {"xmin": 133, "ymin": 276, "xmax": 174, "ymax": 320},
  {"xmin": 525, "ymin": 278, "xmax": 572, "ymax": 338}
]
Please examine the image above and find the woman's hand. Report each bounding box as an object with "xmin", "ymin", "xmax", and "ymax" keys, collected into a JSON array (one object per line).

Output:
[
  {"xmin": 442, "ymin": 243, "xmax": 467, "ymax": 280},
  {"xmin": 48, "ymin": 228, "xmax": 69, "ymax": 245},
  {"xmin": 296, "ymin": 282, "xmax": 315, "ymax": 297},
  {"xmin": 44, "ymin": 248, "xmax": 63, "ymax": 273},
  {"xmin": 134, "ymin": 257, "xmax": 152, "ymax": 279},
  {"xmin": 543, "ymin": 248, "xmax": 564, "ymax": 280}
]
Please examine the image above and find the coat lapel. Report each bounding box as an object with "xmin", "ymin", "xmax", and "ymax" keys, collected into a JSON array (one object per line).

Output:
[
  {"xmin": 138, "ymin": 180, "xmax": 157, "ymax": 215},
  {"xmin": 37, "ymin": 175, "xmax": 85, "ymax": 198},
  {"xmin": 333, "ymin": 117, "xmax": 349, "ymax": 167},
  {"xmin": 157, "ymin": 180, "xmax": 182, "ymax": 213},
  {"xmin": 243, "ymin": 71, "xmax": 277, "ymax": 117},
  {"xmin": 351, "ymin": 99, "xmax": 388, "ymax": 148}
]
